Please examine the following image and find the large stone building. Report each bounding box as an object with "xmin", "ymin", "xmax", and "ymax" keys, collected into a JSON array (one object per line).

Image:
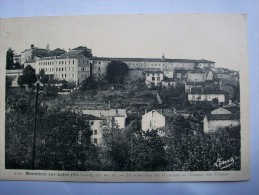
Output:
[
  {"xmin": 34, "ymin": 46, "xmax": 92, "ymax": 83},
  {"xmin": 91, "ymin": 56, "xmax": 215, "ymax": 79}
]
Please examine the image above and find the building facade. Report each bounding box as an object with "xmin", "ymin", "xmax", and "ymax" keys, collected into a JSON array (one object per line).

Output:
[
  {"xmin": 142, "ymin": 110, "xmax": 166, "ymax": 132},
  {"xmin": 188, "ymin": 91, "xmax": 226, "ymax": 103},
  {"xmin": 203, "ymin": 107, "xmax": 240, "ymax": 133},
  {"xmin": 145, "ymin": 69, "xmax": 164, "ymax": 88},
  {"xmin": 35, "ymin": 56, "xmax": 91, "ymax": 83}
]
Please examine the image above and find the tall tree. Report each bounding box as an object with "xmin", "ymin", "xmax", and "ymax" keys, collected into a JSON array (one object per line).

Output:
[
  {"xmin": 6, "ymin": 48, "xmax": 14, "ymax": 70},
  {"xmin": 18, "ymin": 65, "xmax": 37, "ymax": 87},
  {"xmin": 106, "ymin": 61, "xmax": 129, "ymax": 84}
]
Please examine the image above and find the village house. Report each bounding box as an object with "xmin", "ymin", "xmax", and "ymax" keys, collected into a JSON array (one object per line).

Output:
[
  {"xmin": 187, "ymin": 88, "xmax": 226, "ymax": 104},
  {"xmin": 82, "ymin": 109, "xmax": 127, "ymax": 129},
  {"xmin": 83, "ymin": 114, "xmax": 103, "ymax": 145},
  {"xmin": 161, "ymin": 77, "xmax": 177, "ymax": 89},
  {"xmin": 184, "ymin": 71, "xmax": 219, "ymax": 93},
  {"xmin": 203, "ymin": 106, "xmax": 240, "ymax": 133},
  {"xmin": 145, "ymin": 69, "xmax": 164, "ymax": 88},
  {"xmin": 141, "ymin": 109, "xmax": 166, "ymax": 133}
]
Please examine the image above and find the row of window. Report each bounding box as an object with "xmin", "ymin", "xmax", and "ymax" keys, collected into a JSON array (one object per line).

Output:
[
  {"xmin": 147, "ymin": 73, "xmax": 162, "ymax": 76},
  {"xmin": 56, "ymin": 73, "xmax": 74, "ymax": 79},
  {"xmin": 39, "ymin": 60, "xmax": 76, "ymax": 66},
  {"xmin": 151, "ymin": 77, "xmax": 160, "ymax": 81}
]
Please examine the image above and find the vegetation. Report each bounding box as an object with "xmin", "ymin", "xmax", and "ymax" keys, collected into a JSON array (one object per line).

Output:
[
  {"xmin": 17, "ymin": 65, "xmax": 37, "ymax": 87},
  {"xmin": 106, "ymin": 60, "xmax": 129, "ymax": 84}
]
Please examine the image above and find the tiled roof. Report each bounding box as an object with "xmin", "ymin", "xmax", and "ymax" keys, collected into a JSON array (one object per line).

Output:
[
  {"xmin": 92, "ymin": 57, "xmax": 215, "ymax": 63},
  {"xmin": 82, "ymin": 114, "xmax": 102, "ymax": 120},
  {"xmin": 206, "ymin": 114, "xmax": 240, "ymax": 120},
  {"xmin": 82, "ymin": 109, "xmax": 127, "ymax": 118},
  {"xmin": 189, "ymin": 88, "xmax": 226, "ymax": 94}
]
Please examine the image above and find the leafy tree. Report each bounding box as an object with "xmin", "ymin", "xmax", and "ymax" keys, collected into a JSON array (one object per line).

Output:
[
  {"xmin": 39, "ymin": 69, "xmax": 49, "ymax": 84},
  {"xmin": 5, "ymin": 89, "xmax": 95, "ymax": 170},
  {"xmin": 18, "ymin": 65, "xmax": 37, "ymax": 87},
  {"xmin": 106, "ymin": 61, "xmax": 129, "ymax": 84},
  {"xmin": 80, "ymin": 76, "xmax": 97, "ymax": 91},
  {"xmin": 6, "ymin": 76, "xmax": 12, "ymax": 89},
  {"xmin": 6, "ymin": 48, "xmax": 14, "ymax": 70}
]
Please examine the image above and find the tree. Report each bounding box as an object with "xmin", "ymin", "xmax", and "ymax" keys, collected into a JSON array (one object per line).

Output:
[
  {"xmin": 6, "ymin": 48, "xmax": 14, "ymax": 70},
  {"xmin": 39, "ymin": 69, "xmax": 49, "ymax": 84},
  {"xmin": 106, "ymin": 61, "xmax": 129, "ymax": 84},
  {"xmin": 6, "ymin": 76, "xmax": 12, "ymax": 89},
  {"xmin": 80, "ymin": 76, "xmax": 97, "ymax": 91},
  {"xmin": 18, "ymin": 65, "xmax": 37, "ymax": 87},
  {"xmin": 5, "ymin": 88, "xmax": 95, "ymax": 170}
]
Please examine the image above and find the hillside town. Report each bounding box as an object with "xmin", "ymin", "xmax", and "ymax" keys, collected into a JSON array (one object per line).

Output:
[{"xmin": 5, "ymin": 44, "xmax": 241, "ymax": 171}]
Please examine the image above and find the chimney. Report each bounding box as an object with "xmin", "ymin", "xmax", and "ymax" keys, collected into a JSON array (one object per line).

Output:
[{"xmin": 31, "ymin": 44, "xmax": 34, "ymax": 49}]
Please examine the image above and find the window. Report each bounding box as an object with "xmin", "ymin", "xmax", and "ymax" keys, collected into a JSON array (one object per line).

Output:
[
  {"xmin": 192, "ymin": 95, "xmax": 195, "ymax": 99},
  {"xmin": 98, "ymin": 61, "xmax": 101, "ymax": 64},
  {"xmin": 90, "ymin": 121, "xmax": 94, "ymax": 125},
  {"xmin": 147, "ymin": 73, "xmax": 149, "ymax": 76},
  {"xmin": 94, "ymin": 138, "xmax": 97, "ymax": 144},
  {"xmin": 73, "ymin": 60, "xmax": 74, "ymax": 64},
  {"xmin": 94, "ymin": 130, "xmax": 97, "ymax": 135},
  {"xmin": 157, "ymin": 77, "xmax": 160, "ymax": 81},
  {"xmin": 98, "ymin": 67, "xmax": 101, "ymax": 71},
  {"xmin": 152, "ymin": 77, "xmax": 155, "ymax": 81}
]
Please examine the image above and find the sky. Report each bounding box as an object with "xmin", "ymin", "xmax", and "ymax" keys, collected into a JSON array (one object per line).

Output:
[{"xmin": 0, "ymin": 14, "xmax": 248, "ymax": 70}]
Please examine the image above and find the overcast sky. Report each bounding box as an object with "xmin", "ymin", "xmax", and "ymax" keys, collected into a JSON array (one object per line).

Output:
[{"xmin": 0, "ymin": 14, "xmax": 248, "ymax": 70}]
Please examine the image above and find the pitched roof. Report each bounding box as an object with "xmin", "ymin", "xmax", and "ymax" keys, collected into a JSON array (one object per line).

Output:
[
  {"xmin": 82, "ymin": 109, "xmax": 127, "ymax": 118},
  {"xmin": 206, "ymin": 114, "xmax": 240, "ymax": 120},
  {"xmin": 189, "ymin": 88, "xmax": 226, "ymax": 94},
  {"xmin": 223, "ymin": 103, "xmax": 240, "ymax": 114},
  {"xmin": 92, "ymin": 57, "xmax": 215, "ymax": 63},
  {"xmin": 82, "ymin": 114, "xmax": 102, "ymax": 120},
  {"xmin": 211, "ymin": 108, "xmax": 232, "ymax": 115}
]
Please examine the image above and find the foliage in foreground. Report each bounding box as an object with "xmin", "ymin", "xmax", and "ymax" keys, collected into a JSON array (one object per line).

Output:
[{"xmin": 5, "ymin": 89, "xmax": 241, "ymax": 171}]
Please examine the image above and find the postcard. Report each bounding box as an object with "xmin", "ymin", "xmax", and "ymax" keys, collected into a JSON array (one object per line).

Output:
[{"xmin": 0, "ymin": 14, "xmax": 250, "ymax": 182}]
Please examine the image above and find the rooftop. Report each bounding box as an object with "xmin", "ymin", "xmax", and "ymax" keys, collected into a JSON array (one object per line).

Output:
[
  {"xmin": 82, "ymin": 114, "xmax": 102, "ymax": 120},
  {"xmin": 206, "ymin": 114, "xmax": 240, "ymax": 120},
  {"xmin": 82, "ymin": 109, "xmax": 127, "ymax": 118},
  {"xmin": 93, "ymin": 57, "xmax": 215, "ymax": 64}
]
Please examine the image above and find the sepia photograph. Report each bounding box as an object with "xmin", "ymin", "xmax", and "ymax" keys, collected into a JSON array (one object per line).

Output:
[{"xmin": 0, "ymin": 14, "xmax": 250, "ymax": 182}]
